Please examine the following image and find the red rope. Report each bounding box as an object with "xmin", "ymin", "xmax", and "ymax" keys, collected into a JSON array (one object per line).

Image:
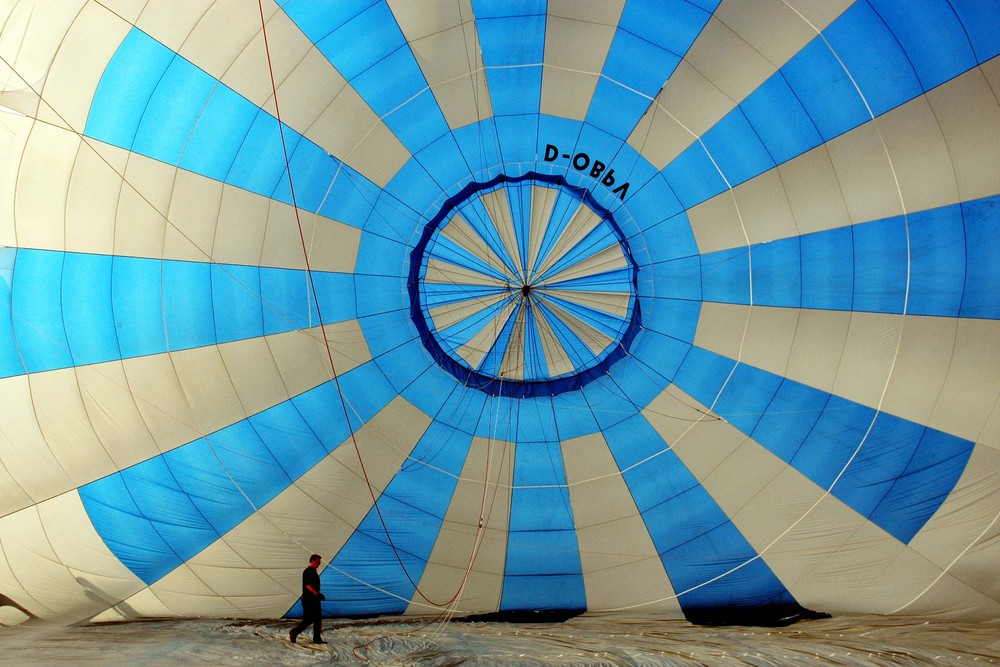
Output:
[{"xmin": 256, "ymin": 1, "xmax": 488, "ymax": 610}]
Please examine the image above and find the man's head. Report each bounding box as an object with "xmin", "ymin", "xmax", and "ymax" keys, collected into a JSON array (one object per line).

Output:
[{"xmin": 309, "ymin": 554, "xmax": 322, "ymax": 568}]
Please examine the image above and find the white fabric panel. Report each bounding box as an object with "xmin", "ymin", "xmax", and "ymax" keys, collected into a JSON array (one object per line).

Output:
[
  {"xmin": 689, "ymin": 62, "xmax": 1000, "ymax": 253},
  {"xmin": 89, "ymin": 587, "xmax": 174, "ymax": 623},
  {"xmin": 442, "ymin": 212, "xmax": 514, "ymax": 278},
  {"xmin": 34, "ymin": 2, "xmax": 128, "ymax": 133},
  {"xmin": 643, "ymin": 385, "xmax": 1000, "ymax": 619},
  {"xmin": 907, "ymin": 447, "xmax": 1000, "ymax": 616},
  {"xmin": 528, "ymin": 185, "xmax": 558, "ymax": 273},
  {"xmin": 628, "ymin": 0, "xmax": 852, "ymax": 169},
  {"xmin": 11, "ymin": 124, "xmax": 361, "ymax": 272},
  {"xmin": 927, "ymin": 58, "xmax": 1000, "ymax": 204},
  {"xmin": 0, "ymin": 492, "xmax": 144, "ymax": 623},
  {"xmin": 409, "ymin": 437, "xmax": 513, "ymax": 615},
  {"xmin": 533, "ymin": 203, "xmax": 601, "ymax": 279},
  {"xmin": 389, "ymin": 0, "xmax": 493, "ymax": 130},
  {"xmin": 456, "ymin": 300, "xmax": 517, "ymax": 371},
  {"xmin": 0, "ymin": 325, "xmax": 369, "ymax": 516},
  {"xmin": 560, "ymin": 433, "xmax": 680, "ymax": 613},
  {"xmin": 478, "ymin": 189, "xmax": 523, "ymax": 279},
  {"xmin": 541, "ymin": 1, "xmax": 625, "ymax": 121},
  {"xmin": 694, "ymin": 303, "xmax": 1000, "ymax": 447},
  {"xmin": 151, "ymin": 396, "xmax": 429, "ymax": 617}
]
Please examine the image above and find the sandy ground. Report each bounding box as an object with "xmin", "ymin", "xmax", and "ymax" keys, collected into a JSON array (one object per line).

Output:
[{"xmin": 1, "ymin": 613, "xmax": 999, "ymax": 666}]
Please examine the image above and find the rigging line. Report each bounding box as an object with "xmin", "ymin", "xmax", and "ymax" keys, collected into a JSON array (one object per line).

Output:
[{"xmin": 257, "ymin": 1, "xmax": 492, "ymax": 612}]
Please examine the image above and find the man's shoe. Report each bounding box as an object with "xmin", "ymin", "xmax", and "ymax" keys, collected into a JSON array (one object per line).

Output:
[
  {"xmin": 289, "ymin": 630, "xmax": 298, "ymax": 643},
  {"xmin": 313, "ymin": 639, "xmax": 327, "ymax": 644}
]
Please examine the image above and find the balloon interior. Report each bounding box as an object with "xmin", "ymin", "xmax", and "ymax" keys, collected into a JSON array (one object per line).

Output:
[{"xmin": 0, "ymin": 0, "xmax": 998, "ymax": 628}]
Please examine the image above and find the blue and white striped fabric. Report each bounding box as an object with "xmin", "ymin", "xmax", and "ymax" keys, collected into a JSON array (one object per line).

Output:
[{"xmin": 0, "ymin": 0, "xmax": 998, "ymax": 625}]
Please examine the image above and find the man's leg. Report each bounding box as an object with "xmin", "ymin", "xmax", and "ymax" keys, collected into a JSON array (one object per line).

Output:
[{"xmin": 312, "ymin": 609, "xmax": 324, "ymax": 643}]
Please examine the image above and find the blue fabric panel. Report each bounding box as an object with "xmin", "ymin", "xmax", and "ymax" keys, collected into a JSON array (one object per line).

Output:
[
  {"xmin": 376, "ymin": 338, "xmax": 435, "ymax": 394},
  {"xmin": 587, "ymin": 376, "xmax": 645, "ymax": 432},
  {"xmin": 162, "ymin": 439, "xmax": 255, "ymax": 536},
  {"xmin": 523, "ymin": 305, "xmax": 546, "ymax": 379},
  {"xmin": 867, "ymin": 427, "xmax": 974, "ymax": 542},
  {"xmin": 333, "ymin": 360, "xmax": 399, "ymax": 432},
  {"xmin": 354, "ymin": 275, "xmax": 407, "ymax": 319},
  {"xmin": 823, "ymin": 2, "xmax": 923, "ymax": 118},
  {"xmin": 701, "ymin": 248, "xmax": 750, "ymax": 305},
  {"xmin": 473, "ymin": 2, "xmax": 544, "ymax": 117},
  {"xmin": 738, "ymin": 74, "xmax": 823, "ymax": 166},
  {"xmin": 84, "ymin": 29, "xmax": 173, "ymax": 146},
  {"xmin": 259, "ymin": 267, "xmax": 320, "ymax": 334},
  {"xmin": 361, "ymin": 308, "xmax": 416, "ymax": 359},
  {"xmin": 132, "ymin": 57, "xmax": 217, "ymax": 166},
  {"xmin": 699, "ymin": 109, "xmax": 775, "ymax": 187},
  {"xmin": 486, "ymin": 67, "xmax": 545, "ymax": 118},
  {"xmin": 587, "ymin": 0, "xmax": 711, "ymax": 137},
  {"xmin": 961, "ymin": 195, "xmax": 1000, "ymax": 319},
  {"xmin": 675, "ymin": 348, "xmax": 975, "ymax": 542},
  {"xmin": 0, "ymin": 249, "xmax": 24, "ymax": 377},
  {"xmin": 949, "ymin": 0, "xmax": 1000, "ymax": 61},
  {"xmin": 646, "ymin": 254, "xmax": 701, "ymax": 300},
  {"xmin": 312, "ymin": 2, "xmax": 401, "ymax": 80},
  {"xmin": 86, "ymin": 28, "xmax": 382, "ymax": 226},
  {"xmin": 308, "ymin": 272, "xmax": 357, "ymax": 324},
  {"xmin": 416, "ymin": 135, "xmax": 476, "ymax": 195},
  {"xmin": 780, "ymin": 37, "xmax": 871, "ymax": 141},
  {"xmin": 322, "ymin": 421, "xmax": 470, "ymax": 616},
  {"xmin": 662, "ymin": 142, "xmax": 729, "ymax": 209},
  {"xmin": 62, "ymin": 252, "xmax": 118, "ymax": 367},
  {"xmin": 750, "ymin": 239, "xmax": 801, "ymax": 306},
  {"xmin": 586, "ymin": 78, "xmax": 657, "ymax": 141},
  {"xmin": 206, "ymin": 420, "xmax": 291, "ymax": 509},
  {"xmin": 503, "ymin": 440, "xmax": 585, "ymax": 611},
  {"xmin": 277, "ymin": 1, "xmax": 374, "ymax": 46},
  {"xmin": 711, "ymin": 363, "xmax": 782, "ymax": 435},
  {"xmin": 362, "ymin": 78, "xmax": 448, "ymax": 154},
  {"xmin": 10, "ymin": 251, "xmax": 71, "ymax": 373},
  {"xmin": 249, "ymin": 401, "xmax": 326, "ymax": 481},
  {"xmin": 801, "ymin": 225, "xmax": 854, "ymax": 311},
  {"xmin": 853, "ymin": 216, "xmax": 908, "ymax": 313},
  {"xmin": 115, "ymin": 456, "xmax": 220, "ymax": 573},
  {"xmin": 629, "ymin": 330, "xmax": 690, "ymax": 384},
  {"xmin": 179, "ymin": 84, "xmax": 256, "ymax": 181},
  {"xmin": 869, "ymin": 0, "xmax": 978, "ymax": 90},
  {"xmin": 552, "ymin": 389, "xmax": 600, "ymax": 440},
  {"xmin": 212, "ymin": 264, "xmax": 264, "ymax": 344},
  {"xmin": 318, "ymin": 171, "xmax": 384, "ymax": 231},
  {"xmin": 291, "ymin": 381, "xmax": 356, "ymax": 453},
  {"xmin": 907, "ymin": 205, "xmax": 965, "ymax": 317},
  {"xmin": 83, "ymin": 380, "xmax": 364, "ymax": 585},
  {"xmin": 381, "ymin": 161, "xmax": 444, "ymax": 236},
  {"xmin": 477, "ymin": 301, "xmax": 522, "ymax": 376},
  {"xmin": 751, "ymin": 379, "xmax": 829, "ymax": 463},
  {"xmin": 500, "ymin": 573, "xmax": 588, "ymax": 611},
  {"xmin": 452, "ymin": 119, "xmax": 503, "ymax": 179},
  {"xmin": 604, "ymin": 416, "xmax": 796, "ymax": 611},
  {"xmin": 496, "ymin": 115, "xmax": 542, "ymax": 166},
  {"xmin": 642, "ymin": 488, "xmax": 798, "ymax": 610},
  {"xmin": 111, "ymin": 256, "xmax": 166, "ymax": 359},
  {"xmin": 606, "ymin": 351, "xmax": 670, "ymax": 409},
  {"xmin": 516, "ymin": 397, "xmax": 560, "ymax": 443},
  {"xmin": 226, "ymin": 111, "xmax": 289, "ymax": 198},
  {"xmin": 641, "ymin": 296, "xmax": 699, "ymax": 344},
  {"xmin": 79, "ymin": 472, "xmax": 183, "ymax": 584},
  {"xmin": 625, "ymin": 176, "xmax": 686, "ymax": 240},
  {"xmin": 162, "ymin": 261, "xmax": 215, "ymax": 350},
  {"xmin": 826, "ymin": 413, "xmax": 926, "ymax": 526}
]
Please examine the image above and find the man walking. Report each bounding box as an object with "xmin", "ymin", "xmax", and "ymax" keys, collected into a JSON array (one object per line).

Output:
[{"xmin": 289, "ymin": 554, "xmax": 326, "ymax": 644}]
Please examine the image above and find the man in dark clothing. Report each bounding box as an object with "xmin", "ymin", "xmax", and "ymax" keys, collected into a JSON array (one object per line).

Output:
[{"xmin": 289, "ymin": 554, "xmax": 326, "ymax": 644}]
